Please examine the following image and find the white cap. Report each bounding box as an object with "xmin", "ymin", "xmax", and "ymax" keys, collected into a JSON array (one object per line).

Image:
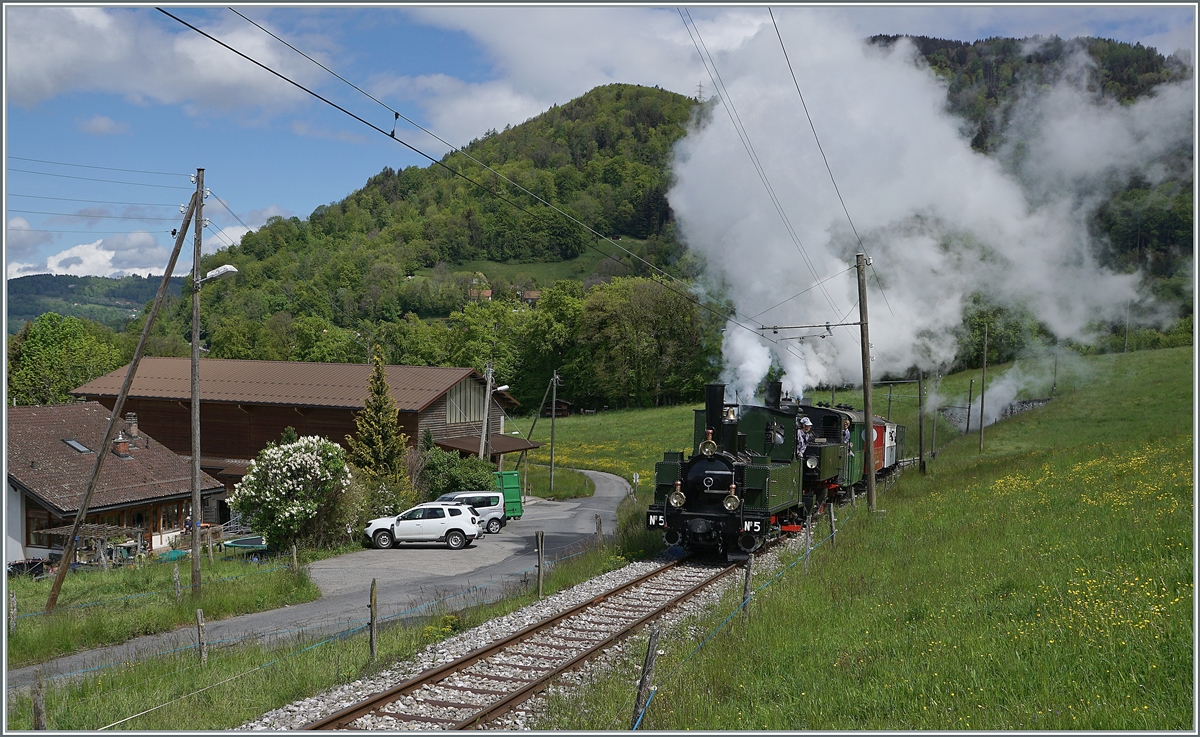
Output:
[{"xmin": 800, "ymin": 417, "xmax": 813, "ymax": 426}]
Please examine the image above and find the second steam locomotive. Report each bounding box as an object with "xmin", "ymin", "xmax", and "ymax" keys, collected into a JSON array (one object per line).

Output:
[{"xmin": 646, "ymin": 382, "xmax": 905, "ymax": 560}]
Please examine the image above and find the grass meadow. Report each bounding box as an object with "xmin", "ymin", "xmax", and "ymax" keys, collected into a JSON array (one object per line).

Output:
[
  {"xmin": 518, "ymin": 463, "xmax": 596, "ymax": 501},
  {"xmin": 534, "ymin": 346, "xmax": 1193, "ymax": 730},
  {"xmin": 5, "ymin": 548, "xmax": 351, "ymax": 669}
]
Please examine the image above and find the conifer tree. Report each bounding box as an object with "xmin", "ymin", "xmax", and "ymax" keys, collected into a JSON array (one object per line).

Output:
[{"xmin": 346, "ymin": 346, "xmax": 408, "ymax": 482}]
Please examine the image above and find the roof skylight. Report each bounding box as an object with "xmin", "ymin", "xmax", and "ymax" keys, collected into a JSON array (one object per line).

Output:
[{"xmin": 63, "ymin": 439, "xmax": 92, "ymax": 453}]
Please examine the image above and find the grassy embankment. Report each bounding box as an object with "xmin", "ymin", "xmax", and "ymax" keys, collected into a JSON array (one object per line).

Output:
[
  {"xmin": 534, "ymin": 346, "xmax": 1193, "ymax": 730},
  {"xmin": 4, "ymin": 545, "xmax": 388, "ymax": 669}
]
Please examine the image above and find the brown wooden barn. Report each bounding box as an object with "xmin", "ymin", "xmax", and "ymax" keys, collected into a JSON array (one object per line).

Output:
[{"xmin": 70, "ymin": 358, "xmax": 539, "ymax": 516}]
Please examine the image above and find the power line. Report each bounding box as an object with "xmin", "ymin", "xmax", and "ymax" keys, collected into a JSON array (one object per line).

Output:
[
  {"xmin": 678, "ymin": 8, "xmax": 844, "ymax": 321},
  {"xmin": 8, "ymin": 156, "xmax": 186, "ymax": 177},
  {"xmin": 9, "ymin": 209, "xmax": 187, "ymax": 221},
  {"xmin": 161, "ymin": 7, "xmax": 792, "ymax": 356},
  {"xmin": 206, "ymin": 190, "xmax": 251, "ymax": 232},
  {"xmin": 8, "ymin": 168, "xmax": 193, "ymax": 190},
  {"xmin": 6, "ymin": 227, "xmax": 176, "ymax": 234},
  {"xmin": 8, "ymin": 193, "xmax": 180, "ymax": 207},
  {"xmin": 768, "ymin": 7, "xmax": 895, "ymax": 318},
  {"xmin": 750, "ymin": 266, "xmax": 853, "ymax": 320}
]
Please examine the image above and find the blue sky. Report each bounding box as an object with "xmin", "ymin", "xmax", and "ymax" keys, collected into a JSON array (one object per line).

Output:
[{"xmin": 4, "ymin": 4, "xmax": 1195, "ymax": 279}]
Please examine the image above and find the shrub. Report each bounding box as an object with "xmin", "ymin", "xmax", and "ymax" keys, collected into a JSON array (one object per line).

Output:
[
  {"xmin": 416, "ymin": 444, "xmax": 495, "ymax": 499},
  {"xmin": 229, "ymin": 436, "xmax": 352, "ymax": 549}
]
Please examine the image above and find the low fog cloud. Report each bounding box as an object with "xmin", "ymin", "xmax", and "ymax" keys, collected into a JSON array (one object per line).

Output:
[{"xmin": 669, "ymin": 10, "xmax": 1192, "ymax": 398}]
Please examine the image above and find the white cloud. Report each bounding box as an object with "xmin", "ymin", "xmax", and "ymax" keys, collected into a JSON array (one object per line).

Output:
[
  {"xmin": 6, "ymin": 217, "xmax": 54, "ymax": 260},
  {"xmin": 245, "ymin": 204, "xmax": 291, "ymax": 229},
  {"xmin": 76, "ymin": 114, "xmax": 129, "ymax": 135},
  {"xmin": 11, "ymin": 233, "xmax": 176, "ymax": 278},
  {"xmin": 6, "ymin": 7, "xmax": 325, "ymax": 113}
]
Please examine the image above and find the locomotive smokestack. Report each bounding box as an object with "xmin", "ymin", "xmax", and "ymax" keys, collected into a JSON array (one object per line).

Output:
[
  {"xmin": 765, "ymin": 381, "xmax": 782, "ymax": 409},
  {"xmin": 705, "ymin": 384, "xmax": 726, "ymax": 436}
]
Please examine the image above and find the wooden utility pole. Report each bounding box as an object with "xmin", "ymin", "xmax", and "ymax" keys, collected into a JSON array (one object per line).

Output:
[
  {"xmin": 965, "ymin": 379, "xmax": 974, "ymax": 435},
  {"xmin": 1052, "ymin": 340, "xmax": 1058, "ymax": 394},
  {"xmin": 855, "ymin": 254, "xmax": 876, "ymax": 511},
  {"xmin": 917, "ymin": 369, "xmax": 925, "ymax": 475},
  {"xmin": 550, "ymin": 370, "xmax": 559, "ymax": 494},
  {"xmin": 45, "ymin": 191, "xmax": 198, "ymax": 613},
  {"xmin": 979, "ymin": 323, "xmax": 988, "ymax": 453},
  {"xmin": 477, "ymin": 363, "xmax": 493, "ymax": 459},
  {"xmin": 191, "ymin": 167, "xmax": 205, "ymax": 596},
  {"xmin": 930, "ymin": 373, "xmax": 939, "ymax": 458}
]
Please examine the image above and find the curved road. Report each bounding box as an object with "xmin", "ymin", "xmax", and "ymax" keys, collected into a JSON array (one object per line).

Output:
[{"xmin": 7, "ymin": 470, "xmax": 630, "ymax": 692}]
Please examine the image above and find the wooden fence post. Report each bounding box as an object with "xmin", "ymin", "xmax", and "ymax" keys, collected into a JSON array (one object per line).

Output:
[
  {"xmin": 173, "ymin": 563, "xmax": 182, "ymax": 604},
  {"xmin": 9, "ymin": 591, "xmax": 17, "ymax": 634},
  {"xmin": 741, "ymin": 554, "xmax": 754, "ymax": 623},
  {"xmin": 291, "ymin": 543, "xmax": 298, "ymax": 573},
  {"xmin": 804, "ymin": 520, "xmax": 813, "ymax": 574},
  {"xmin": 595, "ymin": 513, "xmax": 603, "ymax": 542},
  {"xmin": 630, "ymin": 628, "xmax": 660, "ymax": 730},
  {"xmin": 536, "ymin": 531, "xmax": 545, "ymax": 600},
  {"xmin": 31, "ymin": 668, "xmax": 46, "ymax": 730},
  {"xmin": 369, "ymin": 578, "xmax": 378, "ymax": 662},
  {"xmin": 206, "ymin": 529, "xmax": 214, "ymax": 565},
  {"xmin": 196, "ymin": 608, "xmax": 207, "ymax": 664},
  {"xmin": 828, "ymin": 503, "xmax": 837, "ymax": 549}
]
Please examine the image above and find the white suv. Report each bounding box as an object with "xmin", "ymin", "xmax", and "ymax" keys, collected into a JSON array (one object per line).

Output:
[
  {"xmin": 364, "ymin": 502, "xmax": 482, "ymax": 550},
  {"xmin": 436, "ymin": 491, "xmax": 506, "ymax": 534}
]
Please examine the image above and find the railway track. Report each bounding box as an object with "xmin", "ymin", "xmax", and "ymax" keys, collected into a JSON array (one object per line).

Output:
[{"xmin": 301, "ymin": 559, "xmax": 738, "ymax": 731}]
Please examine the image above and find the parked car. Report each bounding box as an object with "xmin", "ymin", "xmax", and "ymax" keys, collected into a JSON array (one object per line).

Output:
[
  {"xmin": 436, "ymin": 491, "xmax": 506, "ymax": 534},
  {"xmin": 364, "ymin": 502, "xmax": 482, "ymax": 550}
]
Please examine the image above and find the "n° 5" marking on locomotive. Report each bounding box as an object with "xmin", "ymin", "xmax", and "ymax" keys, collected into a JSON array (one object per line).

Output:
[
  {"xmin": 647, "ymin": 513, "xmax": 666, "ymax": 528},
  {"xmin": 741, "ymin": 520, "xmax": 762, "ymax": 533}
]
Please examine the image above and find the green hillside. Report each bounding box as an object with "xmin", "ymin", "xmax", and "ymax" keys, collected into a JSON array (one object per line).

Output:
[
  {"xmin": 537, "ymin": 346, "xmax": 1194, "ymax": 730},
  {"xmin": 7, "ymin": 274, "xmax": 184, "ymax": 335}
]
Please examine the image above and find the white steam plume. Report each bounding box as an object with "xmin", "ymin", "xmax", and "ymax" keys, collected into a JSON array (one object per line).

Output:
[{"xmin": 669, "ymin": 11, "xmax": 1192, "ymax": 398}]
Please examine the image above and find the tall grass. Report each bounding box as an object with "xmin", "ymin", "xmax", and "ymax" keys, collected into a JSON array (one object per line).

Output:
[
  {"xmin": 535, "ymin": 346, "xmax": 1193, "ymax": 730},
  {"xmin": 7, "ymin": 555, "xmax": 319, "ymax": 668}
]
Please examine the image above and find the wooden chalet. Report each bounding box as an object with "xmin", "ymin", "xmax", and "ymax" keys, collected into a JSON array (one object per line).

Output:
[
  {"xmin": 6, "ymin": 402, "xmax": 224, "ymax": 562},
  {"xmin": 70, "ymin": 358, "xmax": 540, "ymax": 511}
]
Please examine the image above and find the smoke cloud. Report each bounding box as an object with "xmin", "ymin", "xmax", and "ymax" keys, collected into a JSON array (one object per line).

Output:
[{"xmin": 668, "ymin": 10, "xmax": 1192, "ymax": 398}]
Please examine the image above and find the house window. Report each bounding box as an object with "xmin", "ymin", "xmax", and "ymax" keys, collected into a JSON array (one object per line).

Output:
[
  {"xmin": 446, "ymin": 380, "xmax": 485, "ymax": 425},
  {"xmin": 160, "ymin": 502, "xmax": 182, "ymax": 532},
  {"xmin": 26, "ymin": 507, "xmax": 53, "ymax": 548}
]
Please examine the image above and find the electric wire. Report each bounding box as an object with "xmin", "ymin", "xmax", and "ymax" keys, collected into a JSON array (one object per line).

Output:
[
  {"xmin": 8, "ymin": 156, "xmax": 186, "ymax": 177},
  {"xmin": 8, "ymin": 168, "xmax": 193, "ymax": 190},
  {"xmin": 9, "ymin": 209, "xmax": 188, "ymax": 221},
  {"xmin": 749, "ymin": 265, "xmax": 853, "ymax": 320},
  {"xmin": 161, "ymin": 7, "xmax": 799, "ymax": 359},
  {"xmin": 768, "ymin": 7, "xmax": 895, "ymax": 318},
  {"xmin": 679, "ymin": 7, "xmax": 843, "ymax": 319},
  {"xmin": 7, "ymin": 194, "xmax": 180, "ymax": 208},
  {"xmin": 206, "ymin": 190, "xmax": 251, "ymax": 232},
  {"xmin": 6, "ymin": 227, "xmax": 177, "ymax": 235}
]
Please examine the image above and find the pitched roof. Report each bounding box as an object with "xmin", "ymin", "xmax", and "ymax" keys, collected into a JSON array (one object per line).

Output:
[
  {"xmin": 435, "ymin": 433, "xmax": 542, "ymax": 456},
  {"xmin": 70, "ymin": 357, "xmax": 502, "ymax": 412},
  {"xmin": 7, "ymin": 402, "xmax": 222, "ymax": 515}
]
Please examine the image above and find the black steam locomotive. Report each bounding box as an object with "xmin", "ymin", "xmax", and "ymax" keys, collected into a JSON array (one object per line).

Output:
[{"xmin": 646, "ymin": 382, "xmax": 905, "ymax": 560}]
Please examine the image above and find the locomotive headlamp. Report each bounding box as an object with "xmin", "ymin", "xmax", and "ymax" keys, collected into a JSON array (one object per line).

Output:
[
  {"xmin": 722, "ymin": 494, "xmax": 740, "ymax": 511},
  {"xmin": 805, "ymin": 457, "xmax": 818, "ymax": 469},
  {"xmin": 700, "ymin": 429, "xmax": 717, "ymax": 457},
  {"xmin": 668, "ymin": 489, "xmax": 687, "ymax": 508}
]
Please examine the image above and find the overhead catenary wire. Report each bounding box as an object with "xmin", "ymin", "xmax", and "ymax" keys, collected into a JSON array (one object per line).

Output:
[
  {"xmin": 162, "ymin": 7, "xmax": 800, "ymax": 359},
  {"xmin": 678, "ymin": 7, "xmax": 844, "ymax": 320},
  {"xmin": 767, "ymin": 7, "xmax": 895, "ymax": 318}
]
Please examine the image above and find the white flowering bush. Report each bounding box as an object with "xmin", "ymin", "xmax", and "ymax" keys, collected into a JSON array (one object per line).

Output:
[{"xmin": 230, "ymin": 436, "xmax": 352, "ymax": 549}]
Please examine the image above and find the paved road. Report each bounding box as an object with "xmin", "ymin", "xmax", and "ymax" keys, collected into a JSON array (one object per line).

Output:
[{"xmin": 7, "ymin": 470, "xmax": 630, "ymax": 692}]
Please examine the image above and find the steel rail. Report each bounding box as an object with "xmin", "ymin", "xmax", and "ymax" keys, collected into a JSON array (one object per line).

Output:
[{"xmin": 303, "ymin": 558, "xmax": 734, "ymax": 730}]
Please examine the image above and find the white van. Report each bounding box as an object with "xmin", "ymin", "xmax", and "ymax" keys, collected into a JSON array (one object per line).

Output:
[{"xmin": 436, "ymin": 491, "xmax": 506, "ymax": 534}]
